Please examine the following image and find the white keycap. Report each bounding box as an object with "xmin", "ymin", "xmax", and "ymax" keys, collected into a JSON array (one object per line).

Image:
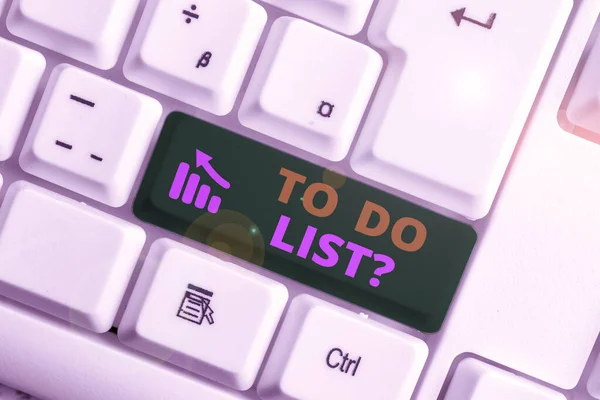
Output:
[
  {"xmin": 7, "ymin": 0, "xmax": 139, "ymax": 69},
  {"xmin": 0, "ymin": 173, "xmax": 3, "ymax": 190},
  {"xmin": 0, "ymin": 299, "xmax": 248, "ymax": 400},
  {"xmin": 258, "ymin": 294, "xmax": 428, "ymax": 400},
  {"xmin": 239, "ymin": 18, "xmax": 381, "ymax": 162},
  {"xmin": 0, "ymin": 181, "xmax": 146, "ymax": 333},
  {"xmin": 444, "ymin": 359, "xmax": 566, "ymax": 400},
  {"xmin": 19, "ymin": 64, "xmax": 162, "ymax": 207},
  {"xmin": 124, "ymin": 0, "xmax": 266, "ymax": 116},
  {"xmin": 119, "ymin": 238, "xmax": 288, "ymax": 390},
  {"xmin": 351, "ymin": 0, "xmax": 572, "ymax": 220},
  {"xmin": 259, "ymin": 0, "xmax": 373, "ymax": 35},
  {"xmin": 566, "ymin": 33, "xmax": 600, "ymax": 134},
  {"xmin": 411, "ymin": 5, "xmax": 600, "ymax": 398},
  {"xmin": 0, "ymin": 0, "xmax": 5, "ymax": 14},
  {"xmin": 0, "ymin": 38, "xmax": 45, "ymax": 161}
]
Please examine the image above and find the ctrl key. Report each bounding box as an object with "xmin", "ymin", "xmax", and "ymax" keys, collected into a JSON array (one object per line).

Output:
[{"xmin": 258, "ymin": 295, "xmax": 428, "ymax": 400}]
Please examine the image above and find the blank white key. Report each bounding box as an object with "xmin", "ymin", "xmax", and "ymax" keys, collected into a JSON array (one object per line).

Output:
[
  {"xmin": 0, "ymin": 181, "xmax": 145, "ymax": 333},
  {"xmin": 119, "ymin": 238, "xmax": 288, "ymax": 390},
  {"xmin": 259, "ymin": 0, "xmax": 373, "ymax": 35},
  {"xmin": 20, "ymin": 64, "xmax": 162, "ymax": 207},
  {"xmin": 351, "ymin": 0, "xmax": 572, "ymax": 219},
  {"xmin": 125, "ymin": 0, "xmax": 266, "ymax": 116},
  {"xmin": 445, "ymin": 359, "xmax": 565, "ymax": 400},
  {"xmin": 239, "ymin": 17, "xmax": 381, "ymax": 161},
  {"xmin": 7, "ymin": 0, "xmax": 139, "ymax": 69},
  {"xmin": 566, "ymin": 33, "xmax": 600, "ymax": 134},
  {"xmin": 258, "ymin": 295, "xmax": 427, "ymax": 400},
  {"xmin": 0, "ymin": 38, "xmax": 45, "ymax": 161},
  {"xmin": 0, "ymin": 300, "xmax": 248, "ymax": 400}
]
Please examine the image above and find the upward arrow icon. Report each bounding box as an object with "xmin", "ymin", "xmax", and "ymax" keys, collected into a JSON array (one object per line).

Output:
[
  {"xmin": 195, "ymin": 149, "xmax": 231, "ymax": 189},
  {"xmin": 451, "ymin": 8, "xmax": 497, "ymax": 30}
]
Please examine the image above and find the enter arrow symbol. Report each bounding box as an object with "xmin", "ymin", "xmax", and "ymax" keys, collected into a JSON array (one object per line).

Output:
[{"xmin": 451, "ymin": 7, "xmax": 497, "ymax": 30}]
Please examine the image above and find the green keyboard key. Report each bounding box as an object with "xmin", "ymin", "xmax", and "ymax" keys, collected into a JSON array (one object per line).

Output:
[{"xmin": 134, "ymin": 112, "xmax": 477, "ymax": 333}]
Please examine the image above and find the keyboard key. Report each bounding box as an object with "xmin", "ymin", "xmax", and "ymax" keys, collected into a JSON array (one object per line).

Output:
[
  {"xmin": 0, "ymin": 181, "xmax": 146, "ymax": 333},
  {"xmin": 444, "ymin": 359, "xmax": 565, "ymax": 400},
  {"xmin": 119, "ymin": 238, "xmax": 288, "ymax": 390},
  {"xmin": 0, "ymin": 38, "xmax": 45, "ymax": 161},
  {"xmin": 0, "ymin": 299, "xmax": 248, "ymax": 400},
  {"xmin": 567, "ymin": 32, "xmax": 600, "ymax": 134},
  {"xmin": 134, "ymin": 112, "xmax": 476, "ymax": 333},
  {"xmin": 351, "ymin": 0, "xmax": 572, "ymax": 219},
  {"xmin": 7, "ymin": 0, "xmax": 139, "ymax": 69},
  {"xmin": 19, "ymin": 64, "xmax": 162, "ymax": 207},
  {"xmin": 239, "ymin": 17, "xmax": 382, "ymax": 161},
  {"xmin": 259, "ymin": 0, "xmax": 373, "ymax": 35},
  {"xmin": 258, "ymin": 295, "xmax": 428, "ymax": 400},
  {"xmin": 411, "ymin": 9, "xmax": 600, "ymax": 395},
  {"xmin": 124, "ymin": 0, "xmax": 266, "ymax": 116}
]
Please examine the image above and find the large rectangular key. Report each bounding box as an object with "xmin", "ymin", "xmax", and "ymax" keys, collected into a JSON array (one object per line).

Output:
[
  {"xmin": 134, "ymin": 112, "xmax": 476, "ymax": 332},
  {"xmin": 352, "ymin": 0, "xmax": 572, "ymax": 220},
  {"xmin": 0, "ymin": 299, "xmax": 247, "ymax": 400},
  {"xmin": 0, "ymin": 182, "xmax": 146, "ymax": 333}
]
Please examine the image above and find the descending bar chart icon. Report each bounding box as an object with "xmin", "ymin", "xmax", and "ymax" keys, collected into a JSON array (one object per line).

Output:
[{"xmin": 169, "ymin": 149, "xmax": 231, "ymax": 214}]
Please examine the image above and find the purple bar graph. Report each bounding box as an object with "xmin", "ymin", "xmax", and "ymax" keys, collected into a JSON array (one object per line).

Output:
[
  {"xmin": 195, "ymin": 184, "xmax": 211, "ymax": 209},
  {"xmin": 182, "ymin": 174, "xmax": 200, "ymax": 204},
  {"xmin": 169, "ymin": 162, "xmax": 190, "ymax": 200},
  {"xmin": 168, "ymin": 150, "xmax": 229, "ymax": 214},
  {"xmin": 207, "ymin": 196, "xmax": 222, "ymax": 214}
]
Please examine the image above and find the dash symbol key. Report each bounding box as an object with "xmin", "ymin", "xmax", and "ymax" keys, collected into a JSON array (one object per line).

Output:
[
  {"xmin": 70, "ymin": 94, "xmax": 95, "ymax": 108},
  {"xmin": 55, "ymin": 140, "xmax": 73, "ymax": 150}
]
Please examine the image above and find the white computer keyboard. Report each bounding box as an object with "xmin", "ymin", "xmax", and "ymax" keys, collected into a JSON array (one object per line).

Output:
[{"xmin": 1, "ymin": 0, "xmax": 600, "ymax": 399}]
